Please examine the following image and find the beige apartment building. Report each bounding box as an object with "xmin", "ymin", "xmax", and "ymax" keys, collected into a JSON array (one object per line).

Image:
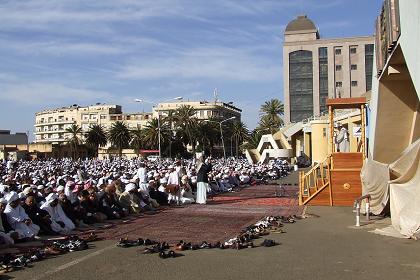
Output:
[
  {"xmin": 153, "ymin": 100, "xmax": 242, "ymax": 121},
  {"xmin": 34, "ymin": 104, "xmax": 152, "ymax": 144},
  {"xmin": 283, "ymin": 15, "xmax": 374, "ymax": 123}
]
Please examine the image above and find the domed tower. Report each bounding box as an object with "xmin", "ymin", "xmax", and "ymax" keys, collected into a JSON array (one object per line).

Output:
[{"xmin": 284, "ymin": 15, "xmax": 319, "ymax": 42}]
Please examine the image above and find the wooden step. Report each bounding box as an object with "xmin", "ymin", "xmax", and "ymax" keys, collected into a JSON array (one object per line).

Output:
[{"xmin": 332, "ymin": 153, "xmax": 363, "ymax": 169}]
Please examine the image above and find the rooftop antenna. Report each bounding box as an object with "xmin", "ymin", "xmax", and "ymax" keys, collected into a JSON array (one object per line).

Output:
[{"xmin": 213, "ymin": 88, "xmax": 219, "ymax": 103}]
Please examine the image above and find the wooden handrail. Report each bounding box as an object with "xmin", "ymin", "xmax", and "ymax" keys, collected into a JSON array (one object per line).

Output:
[{"xmin": 299, "ymin": 155, "xmax": 332, "ymax": 205}]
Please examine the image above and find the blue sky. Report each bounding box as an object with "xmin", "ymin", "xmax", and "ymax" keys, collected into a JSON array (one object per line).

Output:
[{"xmin": 0, "ymin": 0, "xmax": 382, "ymax": 139}]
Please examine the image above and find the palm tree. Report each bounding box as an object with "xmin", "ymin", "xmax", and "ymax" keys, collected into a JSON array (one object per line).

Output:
[
  {"xmin": 258, "ymin": 115, "xmax": 280, "ymax": 134},
  {"xmin": 231, "ymin": 121, "xmax": 249, "ymax": 157},
  {"xmin": 240, "ymin": 129, "xmax": 263, "ymax": 150},
  {"xmin": 130, "ymin": 127, "xmax": 143, "ymax": 156},
  {"xmin": 65, "ymin": 124, "xmax": 82, "ymax": 159},
  {"xmin": 196, "ymin": 120, "xmax": 219, "ymax": 154},
  {"xmin": 107, "ymin": 121, "xmax": 130, "ymax": 156},
  {"xmin": 259, "ymin": 98, "xmax": 284, "ymax": 132},
  {"xmin": 142, "ymin": 119, "xmax": 170, "ymax": 151},
  {"xmin": 85, "ymin": 124, "xmax": 107, "ymax": 157},
  {"xmin": 173, "ymin": 105, "xmax": 198, "ymax": 153}
]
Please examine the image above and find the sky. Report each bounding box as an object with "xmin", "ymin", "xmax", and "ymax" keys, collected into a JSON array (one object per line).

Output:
[{"xmin": 0, "ymin": 0, "xmax": 382, "ymax": 140}]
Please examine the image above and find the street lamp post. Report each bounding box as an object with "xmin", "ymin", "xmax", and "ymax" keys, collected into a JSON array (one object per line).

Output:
[
  {"xmin": 206, "ymin": 116, "xmax": 236, "ymax": 159},
  {"xmin": 134, "ymin": 96, "xmax": 182, "ymax": 159}
]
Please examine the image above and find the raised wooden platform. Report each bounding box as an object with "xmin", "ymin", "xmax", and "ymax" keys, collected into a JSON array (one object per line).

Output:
[{"xmin": 305, "ymin": 153, "xmax": 363, "ymax": 206}]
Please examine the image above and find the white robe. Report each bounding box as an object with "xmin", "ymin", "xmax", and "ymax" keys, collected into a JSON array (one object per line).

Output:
[
  {"xmin": 4, "ymin": 204, "xmax": 40, "ymax": 238},
  {"xmin": 196, "ymin": 182, "xmax": 207, "ymax": 204},
  {"xmin": 0, "ymin": 217, "xmax": 14, "ymax": 245},
  {"xmin": 40, "ymin": 203, "xmax": 75, "ymax": 234}
]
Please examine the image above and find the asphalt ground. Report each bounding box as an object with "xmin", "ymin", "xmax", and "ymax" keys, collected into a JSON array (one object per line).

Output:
[{"xmin": 4, "ymin": 205, "xmax": 420, "ymax": 280}]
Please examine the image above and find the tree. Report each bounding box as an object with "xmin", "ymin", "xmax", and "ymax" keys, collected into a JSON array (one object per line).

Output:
[
  {"xmin": 85, "ymin": 124, "xmax": 107, "ymax": 157},
  {"xmin": 259, "ymin": 98, "xmax": 284, "ymax": 133},
  {"xmin": 196, "ymin": 120, "xmax": 220, "ymax": 155},
  {"xmin": 142, "ymin": 119, "xmax": 170, "ymax": 152},
  {"xmin": 65, "ymin": 124, "xmax": 83, "ymax": 159},
  {"xmin": 130, "ymin": 127, "xmax": 143, "ymax": 156},
  {"xmin": 107, "ymin": 121, "xmax": 130, "ymax": 156},
  {"xmin": 173, "ymin": 105, "xmax": 198, "ymax": 153},
  {"xmin": 240, "ymin": 129, "xmax": 263, "ymax": 150},
  {"xmin": 231, "ymin": 121, "xmax": 249, "ymax": 157}
]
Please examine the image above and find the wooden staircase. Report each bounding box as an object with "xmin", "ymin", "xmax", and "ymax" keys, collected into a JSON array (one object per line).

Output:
[{"xmin": 299, "ymin": 153, "xmax": 363, "ymax": 206}]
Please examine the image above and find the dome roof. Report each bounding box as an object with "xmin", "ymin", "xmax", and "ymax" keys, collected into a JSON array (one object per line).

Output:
[{"xmin": 285, "ymin": 15, "xmax": 317, "ymax": 33}]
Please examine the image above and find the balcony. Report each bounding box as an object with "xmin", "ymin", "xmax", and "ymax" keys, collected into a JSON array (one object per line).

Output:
[{"xmin": 35, "ymin": 119, "xmax": 74, "ymax": 126}]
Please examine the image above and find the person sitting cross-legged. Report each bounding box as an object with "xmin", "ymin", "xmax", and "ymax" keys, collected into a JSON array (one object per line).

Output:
[
  {"xmin": 3, "ymin": 191, "xmax": 40, "ymax": 241},
  {"xmin": 0, "ymin": 197, "xmax": 19, "ymax": 245},
  {"xmin": 41, "ymin": 193, "xmax": 75, "ymax": 234},
  {"xmin": 22, "ymin": 195, "xmax": 57, "ymax": 235},
  {"xmin": 99, "ymin": 184, "xmax": 128, "ymax": 219}
]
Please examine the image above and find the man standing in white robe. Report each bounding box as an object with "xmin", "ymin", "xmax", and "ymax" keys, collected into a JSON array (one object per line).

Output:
[
  {"xmin": 4, "ymin": 192, "xmax": 40, "ymax": 239},
  {"xmin": 41, "ymin": 193, "xmax": 75, "ymax": 234},
  {"xmin": 335, "ymin": 123, "xmax": 350, "ymax": 152}
]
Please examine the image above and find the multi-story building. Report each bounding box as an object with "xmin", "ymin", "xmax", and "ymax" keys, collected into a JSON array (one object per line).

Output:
[
  {"xmin": 283, "ymin": 15, "xmax": 375, "ymax": 123},
  {"xmin": 153, "ymin": 101, "xmax": 242, "ymax": 121},
  {"xmin": 34, "ymin": 104, "xmax": 152, "ymax": 144}
]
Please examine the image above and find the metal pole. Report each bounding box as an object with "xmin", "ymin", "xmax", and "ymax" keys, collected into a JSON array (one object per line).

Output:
[
  {"xmin": 220, "ymin": 122, "xmax": 226, "ymax": 159},
  {"xmin": 355, "ymin": 201, "xmax": 361, "ymax": 227},
  {"xmin": 158, "ymin": 114, "xmax": 161, "ymax": 159}
]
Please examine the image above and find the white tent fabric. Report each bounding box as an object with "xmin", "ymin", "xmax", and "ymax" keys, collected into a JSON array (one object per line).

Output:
[
  {"xmin": 360, "ymin": 156, "xmax": 390, "ymax": 215},
  {"xmin": 361, "ymin": 138, "xmax": 420, "ymax": 238},
  {"xmin": 389, "ymin": 138, "xmax": 420, "ymax": 238}
]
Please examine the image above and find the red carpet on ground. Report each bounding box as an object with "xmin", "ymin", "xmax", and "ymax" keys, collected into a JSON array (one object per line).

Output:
[
  {"xmin": 1, "ymin": 184, "xmax": 303, "ymax": 255},
  {"xmin": 93, "ymin": 184, "xmax": 303, "ymax": 243}
]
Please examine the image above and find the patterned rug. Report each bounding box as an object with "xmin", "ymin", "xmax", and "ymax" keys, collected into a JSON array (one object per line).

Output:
[{"xmin": 1, "ymin": 184, "xmax": 303, "ymax": 254}]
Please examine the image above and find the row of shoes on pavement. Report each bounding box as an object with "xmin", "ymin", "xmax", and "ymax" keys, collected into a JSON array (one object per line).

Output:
[{"xmin": 0, "ymin": 233, "xmax": 98, "ymax": 274}]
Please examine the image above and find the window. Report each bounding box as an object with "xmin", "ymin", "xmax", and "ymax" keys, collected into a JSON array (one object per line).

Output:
[
  {"xmin": 351, "ymin": 81, "xmax": 358, "ymax": 87},
  {"xmin": 351, "ymin": 64, "xmax": 357, "ymax": 70},
  {"xmin": 289, "ymin": 50, "xmax": 314, "ymax": 122},
  {"xmin": 318, "ymin": 47, "xmax": 328, "ymax": 113},
  {"xmin": 335, "ymin": 65, "xmax": 342, "ymax": 71},
  {"xmin": 365, "ymin": 44, "xmax": 374, "ymax": 91},
  {"xmin": 350, "ymin": 47, "xmax": 357, "ymax": 54},
  {"xmin": 335, "ymin": 48, "xmax": 342, "ymax": 55},
  {"xmin": 336, "ymin": 81, "xmax": 342, "ymax": 87}
]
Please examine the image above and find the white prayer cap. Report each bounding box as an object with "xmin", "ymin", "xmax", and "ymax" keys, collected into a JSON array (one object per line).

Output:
[
  {"xmin": 23, "ymin": 187, "xmax": 33, "ymax": 195},
  {"xmin": 46, "ymin": 193, "xmax": 58, "ymax": 204},
  {"xmin": 6, "ymin": 191, "xmax": 19, "ymax": 203},
  {"xmin": 0, "ymin": 197, "xmax": 7, "ymax": 204},
  {"xmin": 125, "ymin": 183, "xmax": 136, "ymax": 192},
  {"xmin": 56, "ymin": 186, "xmax": 65, "ymax": 192},
  {"xmin": 37, "ymin": 185, "xmax": 45, "ymax": 190},
  {"xmin": 0, "ymin": 185, "xmax": 6, "ymax": 194}
]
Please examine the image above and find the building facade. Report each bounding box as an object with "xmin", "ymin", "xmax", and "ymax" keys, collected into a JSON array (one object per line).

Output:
[
  {"xmin": 153, "ymin": 101, "xmax": 242, "ymax": 121},
  {"xmin": 34, "ymin": 104, "xmax": 152, "ymax": 144},
  {"xmin": 283, "ymin": 15, "xmax": 375, "ymax": 123},
  {"xmin": 369, "ymin": 0, "xmax": 419, "ymax": 163}
]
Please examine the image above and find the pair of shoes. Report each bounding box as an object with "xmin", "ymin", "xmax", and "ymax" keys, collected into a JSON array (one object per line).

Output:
[
  {"xmin": 184, "ymin": 242, "xmax": 198, "ymax": 250},
  {"xmin": 199, "ymin": 241, "xmax": 211, "ymax": 249},
  {"xmin": 84, "ymin": 232, "xmax": 99, "ymax": 242},
  {"xmin": 261, "ymin": 239, "xmax": 277, "ymax": 247},
  {"xmin": 44, "ymin": 246, "xmax": 62, "ymax": 256},
  {"xmin": 144, "ymin": 239, "xmax": 157, "ymax": 246},
  {"xmin": 159, "ymin": 250, "xmax": 181, "ymax": 259},
  {"xmin": 175, "ymin": 240, "xmax": 187, "ymax": 251}
]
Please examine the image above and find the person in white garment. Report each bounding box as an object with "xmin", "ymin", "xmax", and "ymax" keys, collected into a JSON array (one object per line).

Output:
[
  {"xmin": 180, "ymin": 175, "xmax": 195, "ymax": 204},
  {"xmin": 196, "ymin": 157, "xmax": 212, "ymax": 204},
  {"xmin": 335, "ymin": 123, "xmax": 350, "ymax": 152},
  {"xmin": 41, "ymin": 193, "xmax": 75, "ymax": 234},
  {"xmin": 4, "ymin": 191, "xmax": 40, "ymax": 240},
  {"xmin": 136, "ymin": 162, "xmax": 149, "ymax": 196},
  {"xmin": 0, "ymin": 197, "xmax": 17, "ymax": 245},
  {"xmin": 167, "ymin": 166, "xmax": 181, "ymax": 204}
]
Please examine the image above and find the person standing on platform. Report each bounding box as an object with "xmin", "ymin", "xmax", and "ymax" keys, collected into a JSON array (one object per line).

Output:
[{"xmin": 196, "ymin": 156, "xmax": 212, "ymax": 204}]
